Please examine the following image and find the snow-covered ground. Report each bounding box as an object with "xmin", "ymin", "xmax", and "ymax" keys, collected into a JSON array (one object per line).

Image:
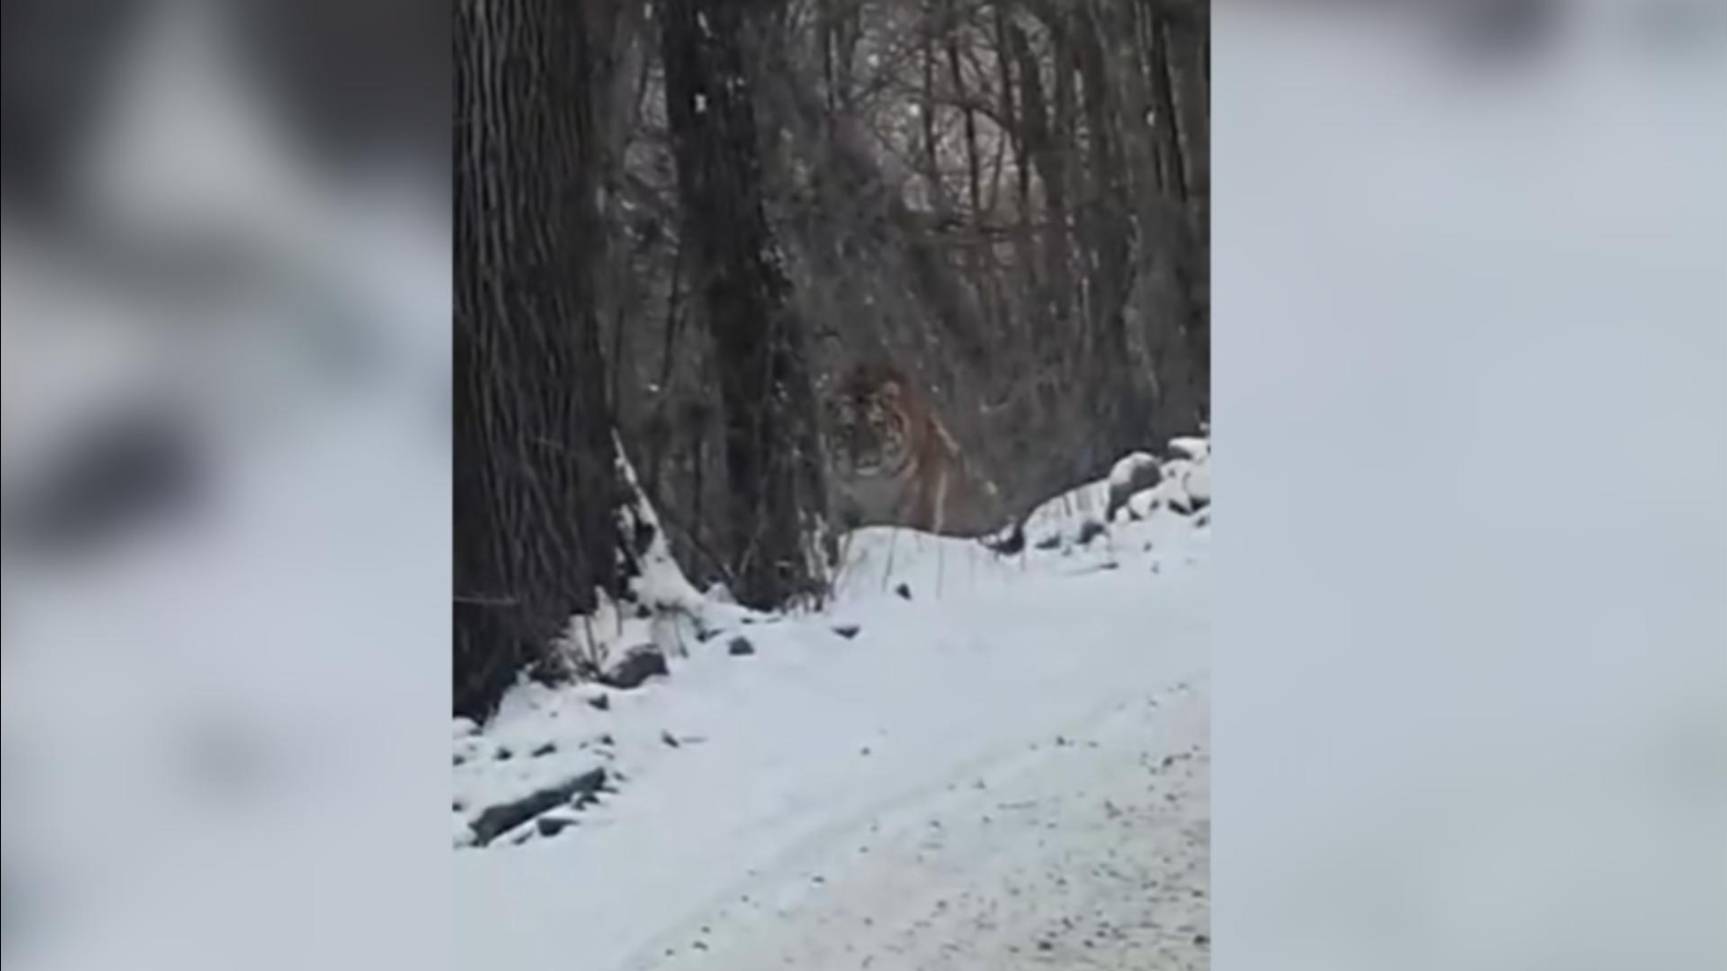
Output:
[{"xmin": 454, "ymin": 449, "xmax": 1212, "ymax": 970}]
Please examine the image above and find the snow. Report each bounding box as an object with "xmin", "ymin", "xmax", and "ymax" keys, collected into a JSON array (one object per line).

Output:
[
  {"xmin": 547, "ymin": 442, "xmax": 758, "ymax": 675},
  {"xmin": 454, "ymin": 445, "xmax": 1211, "ymax": 969},
  {"xmin": 642, "ymin": 679, "xmax": 1209, "ymax": 970},
  {"xmin": 1167, "ymin": 437, "xmax": 1208, "ymax": 462},
  {"xmin": 1109, "ymin": 451, "xmax": 1160, "ymax": 492},
  {"xmin": 1173, "ymin": 457, "xmax": 1211, "ymax": 509}
]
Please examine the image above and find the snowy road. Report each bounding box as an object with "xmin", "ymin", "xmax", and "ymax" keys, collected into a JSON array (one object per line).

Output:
[
  {"xmin": 455, "ymin": 468, "xmax": 1210, "ymax": 971},
  {"xmin": 635, "ymin": 676, "xmax": 1209, "ymax": 971}
]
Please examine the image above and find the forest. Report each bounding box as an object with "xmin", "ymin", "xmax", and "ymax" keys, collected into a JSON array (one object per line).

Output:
[{"xmin": 455, "ymin": 0, "xmax": 1210, "ymax": 718}]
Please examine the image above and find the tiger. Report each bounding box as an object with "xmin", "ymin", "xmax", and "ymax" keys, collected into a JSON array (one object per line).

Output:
[{"xmin": 825, "ymin": 362, "xmax": 1022, "ymax": 549}]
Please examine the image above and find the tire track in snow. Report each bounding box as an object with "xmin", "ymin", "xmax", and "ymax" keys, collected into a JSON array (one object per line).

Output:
[{"xmin": 632, "ymin": 675, "xmax": 1209, "ymax": 971}]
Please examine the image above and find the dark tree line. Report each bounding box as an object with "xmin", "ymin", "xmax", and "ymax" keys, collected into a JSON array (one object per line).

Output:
[
  {"xmin": 617, "ymin": 0, "xmax": 1210, "ymax": 556},
  {"xmin": 455, "ymin": 0, "xmax": 1209, "ymax": 718}
]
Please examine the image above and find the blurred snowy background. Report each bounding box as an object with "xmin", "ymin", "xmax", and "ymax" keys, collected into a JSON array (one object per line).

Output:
[
  {"xmin": 1, "ymin": 1, "xmax": 448, "ymax": 969},
  {"xmin": 1216, "ymin": 2, "xmax": 1726, "ymax": 971}
]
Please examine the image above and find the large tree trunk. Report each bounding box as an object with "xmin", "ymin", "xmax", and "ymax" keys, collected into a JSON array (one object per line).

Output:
[
  {"xmin": 453, "ymin": 0, "xmax": 629, "ymax": 719},
  {"xmin": 660, "ymin": 0, "xmax": 828, "ymax": 610}
]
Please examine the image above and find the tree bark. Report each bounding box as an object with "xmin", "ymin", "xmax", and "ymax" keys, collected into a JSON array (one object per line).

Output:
[
  {"xmin": 453, "ymin": 0, "xmax": 632, "ymax": 719},
  {"xmin": 659, "ymin": 0, "xmax": 829, "ymax": 610},
  {"xmin": 1145, "ymin": 5, "xmax": 1209, "ymax": 440},
  {"xmin": 1072, "ymin": 6, "xmax": 1144, "ymax": 463}
]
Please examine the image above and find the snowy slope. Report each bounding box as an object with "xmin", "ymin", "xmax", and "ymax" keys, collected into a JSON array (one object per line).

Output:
[{"xmin": 453, "ymin": 449, "xmax": 1211, "ymax": 970}]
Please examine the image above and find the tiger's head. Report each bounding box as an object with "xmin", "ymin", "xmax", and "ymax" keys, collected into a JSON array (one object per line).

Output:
[{"xmin": 828, "ymin": 362, "xmax": 912, "ymax": 480}]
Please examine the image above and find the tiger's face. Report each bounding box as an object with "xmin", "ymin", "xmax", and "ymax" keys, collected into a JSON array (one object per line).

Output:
[
  {"xmin": 830, "ymin": 381, "xmax": 909, "ymax": 478},
  {"xmin": 827, "ymin": 363, "xmax": 915, "ymax": 481}
]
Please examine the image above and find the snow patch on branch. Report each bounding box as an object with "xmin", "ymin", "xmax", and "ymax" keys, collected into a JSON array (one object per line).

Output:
[
  {"xmin": 612, "ymin": 435, "xmax": 705, "ymax": 614},
  {"xmin": 552, "ymin": 437, "xmax": 761, "ymax": 676}
]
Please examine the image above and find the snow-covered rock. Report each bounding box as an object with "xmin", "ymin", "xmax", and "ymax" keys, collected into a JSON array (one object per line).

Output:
[
  {"xmin": 1014, "ymin": 435, "xmax": 1211, "ymax": 549},
  {"xmin": 1181, "ymin": 458, "xmax": 1211, "ymax": 508},
  {"xmin": 1167, "ymin": 436, "xmax": 1209, "ymax": 462},
  {"xmin": 467, "ymin": 766, "xmax": 609, "ymax": 848},
  {"xmin": 1106, "ymin": 451, "xmax": 1162, "ymax": 522}
]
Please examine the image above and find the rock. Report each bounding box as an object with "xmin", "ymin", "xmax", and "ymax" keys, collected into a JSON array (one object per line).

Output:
[
  {"xmin": 832, "ymin": 623, "xmax": 861, "ymax": 639},
  {"xmin": 600, "ymin": 644, "xmax": 669, "ymax": 690},
  {"xmin": 1076, "ymin": 519, "xmax": 1107, "ymax": 546},
  {"xmin": 531, "ymin": 741, "xmax": 557, "ymax": 758},
  {"xmin": 894, "ymin": 583, "xmax": 912, "ymax": 600},
  {"xmin": 587, "ymin": 692, "xmax": 611, "ymax": 712},
  {"xmin": 982, "ymin": 521, "xmax": 1026, "ymax": 556},
  {"xmin": 468, "ymin": 766, "xmax": 608, "ymax": 847},
  {"xmin": 727, "ymin": 636, "xmax": 755, "ymax": 656}
]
